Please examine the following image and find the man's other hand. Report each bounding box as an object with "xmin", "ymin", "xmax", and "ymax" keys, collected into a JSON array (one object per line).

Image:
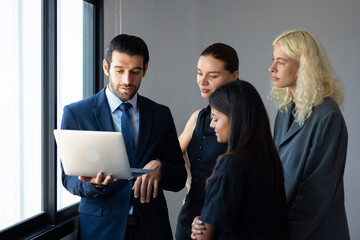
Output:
[{"xmin": 132, "ymin": 160, "xmax": 162, "ymax": 203}]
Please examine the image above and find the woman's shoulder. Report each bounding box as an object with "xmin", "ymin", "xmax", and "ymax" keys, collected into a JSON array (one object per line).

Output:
[
  {"xmin": 190, "ymin": 108, "xmax": 202, "ymax": 121},
  {"xmin": 196, "ymin": 106, "xmax": 212, "ymax": 120},
  {"xmin": 315, "ymin": 98, "xmax": 341, "ymax": 113},
  {"xmin": 178, "ymin": 108, "xmax": 205, "ymax": 152},
  {"xmin": 185, "ymin": 107, "xmax": 210, "ymax": 132},
  {"xmin": 309, "ymin": 98, "xmax": 344, "ymax": 124},
  {"xmin": 212, "ymin": 155, "xmax": 262, "ymax": 188},
  {"xmin": 185, "ymin": 109, "xmax": 202, "ymax": 132},
  {"xmin": 187, "ymin": 108, "xmax": 206, "ymax": 126},
  {"xmin": 218, "ymin": 155, "xmax": 257, "ymax": 173}
]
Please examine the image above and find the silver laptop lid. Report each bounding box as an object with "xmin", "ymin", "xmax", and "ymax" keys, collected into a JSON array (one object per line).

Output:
[{"xmin": 54, "ymin": 129, "xmax": 133, "ymax": 179}]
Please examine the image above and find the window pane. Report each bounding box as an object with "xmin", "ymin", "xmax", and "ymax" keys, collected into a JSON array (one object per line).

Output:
[
  {"xmin": 57, "ymin": 0, "xmax": 95, "ymax": 210},
  {"xmin": 0, "ymin": 0, "xmax": 42, "ymax": 230}
]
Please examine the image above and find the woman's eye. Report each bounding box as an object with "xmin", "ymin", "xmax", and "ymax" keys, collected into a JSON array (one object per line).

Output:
[{"xmin": 209, "ymin": 75, "xmax": 218, "ymax": 79}]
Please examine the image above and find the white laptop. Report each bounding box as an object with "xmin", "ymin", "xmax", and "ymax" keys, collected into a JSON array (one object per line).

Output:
[{"xmin": 53, "ymin": 129, "xmax": 153, "ymax": 180}]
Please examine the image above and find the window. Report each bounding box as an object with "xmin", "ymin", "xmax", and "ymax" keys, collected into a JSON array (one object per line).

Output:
[
  {"xmin": 0, "ymin": 0, "xmax": 42, "ymax": 230},
  {"xmin": 0, "ymin": 0, "xmax": 103, "ymax": 238},
  {"xmin": 57, "ymin": 0, "xmax": 96, "ymax": 211}
]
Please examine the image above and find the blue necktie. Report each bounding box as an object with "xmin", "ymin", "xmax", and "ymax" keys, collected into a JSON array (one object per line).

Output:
[{"xmin": 119, "ymin": 102, "xmax": 135, "ymax": 164}]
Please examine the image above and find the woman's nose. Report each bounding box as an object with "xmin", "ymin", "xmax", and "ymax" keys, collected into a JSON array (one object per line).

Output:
[
  {"xmin": 269, "ymin": 62, "xmax": 276, "ymax": 73},
  {"xmin": 198, "ymin": 75, "xmax": 208, "ymax": 86},
  {"xmin": 209, "ymin": 119, "xmax": 215, "ymax": 128}
]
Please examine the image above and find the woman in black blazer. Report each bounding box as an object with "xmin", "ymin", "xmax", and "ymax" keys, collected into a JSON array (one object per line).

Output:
[
  {"xmin": 190, "ymin": 81, "xmax": 290, "ymax": 239},
  {"xmin": 268, "ymin": 29, "xmax": 350, "ymax": 239}
]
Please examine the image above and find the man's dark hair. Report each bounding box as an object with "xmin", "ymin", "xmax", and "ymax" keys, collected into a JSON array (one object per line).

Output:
[{"xmin": 105, "ymin": 34, "xmax": 149, "ymax": 70}]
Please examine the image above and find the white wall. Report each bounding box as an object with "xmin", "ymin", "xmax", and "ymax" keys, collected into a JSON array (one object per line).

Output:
[{"xmin": 104, "ymin": 0, "xmax": 360, "ymax": 238}]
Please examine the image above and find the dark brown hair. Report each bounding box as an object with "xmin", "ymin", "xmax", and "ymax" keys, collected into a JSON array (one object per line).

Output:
[
  {"xmin": 207, "ymin": 80, "xmax": 284, "ymax": 191},
  {"xmin": 105, "ymin": 34, "xmax": 149, "ymax": 70},
  {"xmin": 201, "ymin": 43, "xmax": 239, "ymax": 73}
]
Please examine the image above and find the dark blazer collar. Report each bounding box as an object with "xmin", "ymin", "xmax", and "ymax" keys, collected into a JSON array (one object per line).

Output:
[
  {"xmin": 92, "ymin": 88, "xmax": 115, "ymax": 132},
  {"xmin": 279, "ymin": 102, "xmax": 304, "ymax": 147},
  {"xmin": 133, "ymin": 95, "xmax": 154, "ymax": 167}
]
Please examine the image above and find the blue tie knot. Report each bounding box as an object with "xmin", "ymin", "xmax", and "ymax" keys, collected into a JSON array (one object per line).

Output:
[{"xmin": 119, "ymin": 102, "xmax": 132, "ymax": 112}]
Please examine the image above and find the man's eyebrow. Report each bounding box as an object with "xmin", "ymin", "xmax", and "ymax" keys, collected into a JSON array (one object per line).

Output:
[{"xmin": 112, "ymin": 65, "xmax": 143, "ymax": 70}]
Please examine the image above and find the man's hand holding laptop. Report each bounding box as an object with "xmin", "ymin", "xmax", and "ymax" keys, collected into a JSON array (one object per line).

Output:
[{"xmin": 78, "ymin": 172, "xmax": 118, "ymax": 186}]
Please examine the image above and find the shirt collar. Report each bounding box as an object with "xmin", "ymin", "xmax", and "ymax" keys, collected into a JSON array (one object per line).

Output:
[{"xmin": 105, "ymin": 85, "xmax": 138, "ymax": 113}]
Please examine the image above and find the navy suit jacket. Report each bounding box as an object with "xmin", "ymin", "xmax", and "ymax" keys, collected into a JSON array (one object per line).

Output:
[
  {"xmin": 274, "ymin": 98, "xmax": 349, "ymax": 240},
  {"xmin": 61, "ymin": 88, "xmax": 186, "ymax": 240}
]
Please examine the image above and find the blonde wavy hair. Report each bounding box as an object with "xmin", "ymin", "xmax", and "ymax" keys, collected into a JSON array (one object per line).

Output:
[{"xmin": 269, "ymin": 29, "xmax": 344, "ymax": 125}]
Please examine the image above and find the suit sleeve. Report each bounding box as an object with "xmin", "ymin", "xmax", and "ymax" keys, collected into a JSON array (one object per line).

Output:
[
  {"xmin": 158, "ymin": 108, "xmax": 187, "ymax": 192},
  {"xmin": 60, "ymin": 105, "xmax": 105, "ymax": 198},
  {"xmin": 288, "ymin": 111, "xmax": 348, "ymax": 239}
]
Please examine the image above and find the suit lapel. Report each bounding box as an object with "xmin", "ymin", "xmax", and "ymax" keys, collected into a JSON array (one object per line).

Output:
[
  {"xmin": 280, "ymin": 121, "xmax": 303, "ymax": 147},
  {"xmin": 133, "ymin": 95, "xmax": 153, "ymax": 167},
  {"xmin": 278, "ymin": 103, "xmax": 304, "ymax": 147},
  {"xmin": 92, "ymin": 88, "xmax": 115, "ymax": 132}
]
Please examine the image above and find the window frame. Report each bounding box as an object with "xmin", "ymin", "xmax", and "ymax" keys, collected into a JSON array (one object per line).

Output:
[{"xmin": 0, "ymin": 0, "xmax": 104, "ymax": 238}]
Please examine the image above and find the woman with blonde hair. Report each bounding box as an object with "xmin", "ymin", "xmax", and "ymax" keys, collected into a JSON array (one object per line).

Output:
[{"xmin": 269, "ymin": 29, "xmax": 350, "ymax": 239}]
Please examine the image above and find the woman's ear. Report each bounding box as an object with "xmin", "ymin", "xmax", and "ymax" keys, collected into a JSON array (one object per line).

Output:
[{"xmin": 231, "ymin": 70, "xmax": 239, "ymax": 80}]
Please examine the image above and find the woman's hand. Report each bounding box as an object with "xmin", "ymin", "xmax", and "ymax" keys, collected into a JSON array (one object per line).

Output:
[
  {"xmin": 191, "ymin": 216, "xmax": 215, "ymax": 240},
  {"xmin": 190, "ymin": 216, "xmax": 205, "ymax": 239}
]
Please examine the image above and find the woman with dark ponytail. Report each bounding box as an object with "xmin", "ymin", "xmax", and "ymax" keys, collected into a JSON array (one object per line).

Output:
[
  {"xmin": 190, "ymin": 80, "xmax": 289, "ymax": 240},
  {"xmin": 176, "ymin": 43, "xmax": 239, "ymax": 240}
]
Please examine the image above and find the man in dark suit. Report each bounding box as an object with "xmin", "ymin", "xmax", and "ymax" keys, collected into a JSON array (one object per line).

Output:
[{"xmin": 61, "ymin": 34, "xmax": 186, "ymax": 240}]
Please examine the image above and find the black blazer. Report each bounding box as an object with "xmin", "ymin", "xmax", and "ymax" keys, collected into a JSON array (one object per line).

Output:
[{"xmin": 61, "ymin": 88, "xmax": 186, "ymax": 240}]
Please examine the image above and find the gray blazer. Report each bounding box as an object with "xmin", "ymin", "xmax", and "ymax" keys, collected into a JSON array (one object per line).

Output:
[{"xmin": 274, "ymin": 98, "xmax": 350, "ymax": 240}]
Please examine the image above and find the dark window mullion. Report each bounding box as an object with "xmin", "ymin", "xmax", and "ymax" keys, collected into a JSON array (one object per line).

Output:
[
  {"xmin": 95, "ymin": 0, "xmax": 104, "ymax": 92},
  {"xmin": 42, "ymin": 0, "xmax": 57, "ymax": 225},
  {"xmin": 83, "ymin": 1, "xmax": 95, "ymax": 98}
]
